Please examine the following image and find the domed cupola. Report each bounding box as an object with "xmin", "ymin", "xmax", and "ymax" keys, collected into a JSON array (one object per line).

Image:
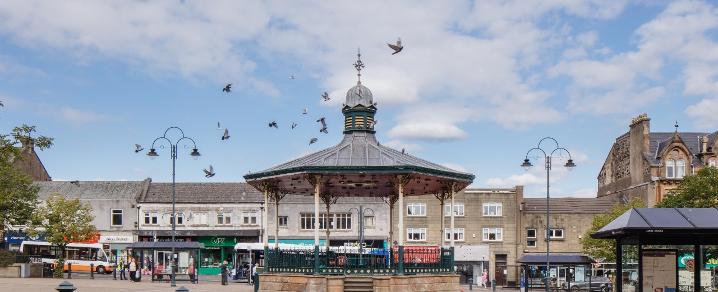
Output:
[{"xmin": 343, "ymin": 50, "xmax": 377, "ymax": 134}]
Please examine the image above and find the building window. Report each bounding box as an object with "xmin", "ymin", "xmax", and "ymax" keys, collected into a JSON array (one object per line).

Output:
[
  {"xmin": 217, "ymin": 213, "xmax": 232, "ymax": 225},
  {"xmin": 527, "ymin": 240, "xmax": 537, "ymax": 248},
  {"xmin": 300, "ymin": 213, "xmax": 351, "ymax": 230},
  {"xmin": 527, "ymin": 229, "xmax": 537, "ymax": 239},
  {"xmin": 709, "ymin": 158, "xmax": 717, "ymax": 167},
  {"xmin": 192, "ymin": 213, "xmax": 208, "ymax": 225},
  {"xmin": 407, "ymin": 228, "xmax": 427, "ymax": 242},
  {"xmin": 676, "ymin": 159, "xmax": 686, "ymax": 178},
  {"xmin": 242, "ymin": 212, "xmax": 258, "ymax": 225},
  {"xmin": 482, "ymin": 203, "xmax": 503, "ymax": 216},
  {"xmin": 482, "ymin": 228, "xmax": 503, "ymax": 241},
  {"xmin": 364, "ymin": 215, "xmax": 375, "ymax": 228},
  {"xmin": 444, "ymin": 228, "xmax": 465, "ymax": 241},
  {"xmin": 666, "ymin": 159, "xmax": 676, "ymax": 178},
  {"xmin": 169, "ymin": 213, "xmax": 184, "ymax": 225},
  {"xmin": 278, "ymin": 216, "xmax": 288, "ymax": 227},
  {"xmin": 111, "ymin": 209, "xmax": 123, "ymax": 226},
  {"xmin": 549, "ymin": 228, "xmax": 564, "ymax": 239},
  {"xmin": 144, "ymin": 212, "xmax": 158, "ymax": 225},
  {"xmin": 407, "ymin": 203, "xmax": 426, "ymax": 216},
  {"xmin": 444, "ymin": 203, "xmax": 465, "ymax": 216}
]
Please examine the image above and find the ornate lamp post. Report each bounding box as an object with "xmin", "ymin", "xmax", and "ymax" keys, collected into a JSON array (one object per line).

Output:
[
  {"xmin": 147, "ymin": 126, "xmax": 200, "ymax": 287},
  {"xmin": 521, "ymin": 137, "xmax": 575, "ymax": 292}
]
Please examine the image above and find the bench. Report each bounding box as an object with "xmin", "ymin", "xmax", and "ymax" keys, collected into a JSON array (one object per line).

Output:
[{"xmin": 152, "ymin": 273, "xmax": 196, "ymax": 283}]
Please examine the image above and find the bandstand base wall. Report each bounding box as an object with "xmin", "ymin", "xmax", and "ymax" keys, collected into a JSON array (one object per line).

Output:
[{"xmin": 259, "ymin": 274, "xmax": 460, "ymax": 292}]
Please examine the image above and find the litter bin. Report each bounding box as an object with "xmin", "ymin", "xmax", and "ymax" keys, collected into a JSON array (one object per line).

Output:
[{"xmin": 42, "ymin": 263, "xmax": 54, "ymax": 278}]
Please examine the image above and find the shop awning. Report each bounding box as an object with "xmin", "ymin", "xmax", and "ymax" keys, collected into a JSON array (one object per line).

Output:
[
  {"xmin": 127, "ymin": 241, "xmax": 204, "ymax": 250},
  {"xmin": 518, "ymin": 253, "xmax": 594, "ymax": 265}
]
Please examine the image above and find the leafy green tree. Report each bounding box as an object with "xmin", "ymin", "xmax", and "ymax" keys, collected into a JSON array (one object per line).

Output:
[
  {"xmin": 0, "ymin": 124, "xmax": 53, "ymax": 246},
  {"xmin": 28, "ymin": 195, "xmax": 96, "ymax": 277},
  {"xmin": 581, "ymin": 198, "xmax": 645, "ymax": 262},
  {"xmin": 657, "ymin": 167, "xmax": 718, "ymax": 208}
]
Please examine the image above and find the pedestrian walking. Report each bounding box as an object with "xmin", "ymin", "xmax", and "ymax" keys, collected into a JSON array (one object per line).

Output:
[
  {"xmin": 220, "ymin": 260, "xmax": 228, "ymax": 285},
  {"xmin": 188, "ymin": 261, "xmax": 196, "ymax": 284},
  {"xmin": 251, "ymin": 263, "xmax": 258, "ymax": 285},
  {"xmin": 118, "ymin": 259, "xmax": 126, "ymax": 280},
  {"xmin": 481, "ymin": 269, "xmax": 488, "ymax": 288},
  {"xmin": 128, "ymin": 258, "xmax": 137, "ymax": 282}
]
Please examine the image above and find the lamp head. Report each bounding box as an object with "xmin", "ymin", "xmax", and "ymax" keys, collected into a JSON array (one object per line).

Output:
[
  {"xmin": 521, "ymin": 158, "xmax": 533, "ymax": 171},
  {"xmin": 190, "ymin": 148, "xmax": 201, "ymax": 160},
  {"xmin": 564, "ymin": 158, "xmax": 576, "ymax": 170},
  {"xmin": 147, "ymin": 148, "xmax": 159, "ymax": 159}
]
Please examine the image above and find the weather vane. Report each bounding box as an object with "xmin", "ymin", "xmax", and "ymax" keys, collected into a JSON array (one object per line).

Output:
[
  {"xmin": 675, "ymin": 120, "xmax": 679, "ymax": 132},
  {"xmin": 353, "ymin": 47, "xmax": 365, "ymax": 84}
]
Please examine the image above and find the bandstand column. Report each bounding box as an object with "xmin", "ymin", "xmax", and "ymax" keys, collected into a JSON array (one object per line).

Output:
[
  {"xmin": 263, "ymin": 189, "xmax": 269, "ymax": 248},
  {"xmin": 313, "ymin": 179, "xmax": 321, "ymax": 274},
  {"xmin": 450, "ymin": 183, "xmax": 455, "ymax": 248},
  {"xmin": 398, "ymin": 176, "xmax": 405, "ymax": 275}
]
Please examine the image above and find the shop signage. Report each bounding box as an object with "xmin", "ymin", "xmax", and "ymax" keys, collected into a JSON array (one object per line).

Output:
[
  {"xmin": 199, "ymin": 236, "xmax": 237, "ymax": 247},
  {"xmin": 679, "ymin": 253, "xmax": 718, "ymax": 268},
  {"xmin": 99, "ymin": 235, "xmax": 134, "ymax": 243},
  {"xmin": 3, "ymin": 231, "xmax": 45, "ymax": 244}
]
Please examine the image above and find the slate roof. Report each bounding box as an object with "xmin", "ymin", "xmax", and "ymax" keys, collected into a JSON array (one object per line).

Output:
[
  {"xmin": 522, "ymin": 197, "xmax": 617, "ymax": 214},
  {"xmin": 34, "ymin": 179, "xmax": 150, "ymax": 201},
  {"xmin": 245, "ymin": 131, "xmax": 473, "ymax": 181},
  {"xmin": 647, "ymin": 132, "xmax": 717, "ymax": 166},
  {"xmin": 591, "ymin": 208, "xmax": 718, "ymax": 239},
  {"xmin": 141, "ymin": 182, "xmax": 263, "ymax": 203},
  {"xmin": 518, "ymin": 253, "xmax": 594, "ymax": 264}
]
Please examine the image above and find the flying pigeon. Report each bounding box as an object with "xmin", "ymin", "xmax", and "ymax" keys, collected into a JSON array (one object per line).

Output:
[
  {"xmin": 309, "ymin": 138, "xmax": 318, "ymax": 145},
  {"xmin": 289, "ymin": 75, "xmax": 296, "ymax": 80},
  {"xmin": 203, "ymin": 165, "xmax": 215, "ymax": 178},
  {"xmin": 268, "ymin": 121, "xmax": 278, "ymax": 128},
  {"xmin": 321, "ymin": 92, "xmax": 330, "ymax": 102},
  {"xmin": 217, "ymin": 122, "xmax": 222, "ymax": 129},
  {"xmin": 291, "ymin": 122, "xmax": 298, "ymax": 129},
  {"xmin": 0, "ymin": 100, "xmax": 3, "ymax": 107},
  {"xmin": 134, "ymin": 144, "xmax": 144, "ymax": 153},
  {"xmin": 302, "ymin": 108, "xmax": 308, "ymax": 115},
  {"xmin": 222, "ymin": 83, "xmax": 232, "ymax": 93},
  {"xmin": 70, "ymin": 180, "xmax": 79, "ymax": 185},
  {"xmin": 388, "ymin": 38, "xmax": 403, "ymax": 55},
  {"xmin": 317, "ymin": 117, "xmax": 328, "ymax": 134},
  {"xmin": 401, "ymin": 148, "xmax": 406, "ymax": 154},
  {"xmin": 221, "ymin": 128, "xmax": 230, "ymax": 140}
]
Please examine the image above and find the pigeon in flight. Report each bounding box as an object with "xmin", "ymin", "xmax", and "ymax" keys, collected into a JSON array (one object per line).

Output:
[
  {"xmin": 268, "ymin": 121, "xmax": 278, "ymax": 128},
  {"xmin": 401, "ymin": 148, "xmax": 406, "ymax": 154},
  {"xmin": 388, "ymin": 38, "xmax": 403, "ymax": 55},
  {"xmin": 309, "ymin": 138, "xmax": 318, "ymax": 145},
  {"xmin": 302, "ymin": 108, "xmax": 308, "ymax": 115},
  {"xmin": 134, "ymin": 144, "xmax": 144, "ymax": 153},
  {"xmin": 317, "ymin": 117, "xmax": 328, "ymax": 134},
  {"xmin": 70, "ymin": 180, "xmax": 80, "ymax": 185},
  {"xmin": 221, "ymin": 128, "xmax": 230, "ymax": 140},
  {"xmin": 222, "ymin": 83, "xmax": 232, "ymax": 93},
  {"xmin": 0, "ymin": 100, "xmax": 3, "ymax": 107},
  {"xmin": 291, "ymin": 122, "xmax": 298, "ymax": 129},
  {"xmin": 203, "ymin": 165, "xmax": 215, "ymax": 178},
  {"xmin": 289, "ymin": 75, "xmax": 296, "ymax": 80},
  {"xmin": 321, "ymin": 92, "xmax": 330, "ymax": 102}
]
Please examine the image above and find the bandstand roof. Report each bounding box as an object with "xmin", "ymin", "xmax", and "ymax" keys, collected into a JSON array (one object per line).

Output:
[{"xmin": 243, "ymin": 56, "xmax": 474, "ymax": 197}]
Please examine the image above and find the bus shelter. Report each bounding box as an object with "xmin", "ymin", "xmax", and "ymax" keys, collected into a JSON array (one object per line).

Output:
[
  {"xmin": 591, "ymin": 208, "xmax": 718, "ymax": 292},
  {"xmin": 126, "ymin": 241, "xmax": 203, "ymax": 283},
  {"xmin": 519, "ymin": 253, "xmax": 596, "ymax": 291}
]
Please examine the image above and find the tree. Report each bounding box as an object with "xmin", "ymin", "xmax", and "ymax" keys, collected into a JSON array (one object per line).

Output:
[
  {"xmin": 0, "ymin": 124, "xmax": 53, "ymax": 246},
  {"xmin": 28, "ymin": 195, "xmax": 96, "ymax": 277},
  {"xmin": 657, "ymin": 167, "xmax": 718, "ymax": 208},
  {"xmin": 581, "ymin": 198, "xmax": 645, "ymax": 262}
]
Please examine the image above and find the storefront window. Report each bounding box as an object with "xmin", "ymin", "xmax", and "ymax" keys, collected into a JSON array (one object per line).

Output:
[
  {"xmin": 701, "ymin": 245, "xmax": 718, "ymax": 292},
  {"xmin": 201, "ymin": 248, "xmax": 222, "ymax": 269},
  {"xmin": 622, "ymin": 244, "xmax": 639, "ymax": 292}
]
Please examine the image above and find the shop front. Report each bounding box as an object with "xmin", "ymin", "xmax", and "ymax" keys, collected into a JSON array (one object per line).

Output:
[
  {"xmin": 100, "ymin": 232, "xmax": 135, "ymax": 263},
  {"xmin": 3, "ymin": 230, "xmax": 45, "ymax": 251}
]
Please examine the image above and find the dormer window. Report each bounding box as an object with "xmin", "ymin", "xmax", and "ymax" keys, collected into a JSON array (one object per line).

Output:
[
  {"xmin": 666, "ymin": 159, "xmax": 675, "ymax": 178},
  {"xmin": 676, "ymin": 159, "xmax": 686, "ymax": 178}
]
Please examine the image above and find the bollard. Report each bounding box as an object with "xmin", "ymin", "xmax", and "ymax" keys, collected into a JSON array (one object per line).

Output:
[
  {"xmin": 55, "ymin": 281, "xmax": 77, "ymax": 292},
  {"xmin": 491, "ymin": 279, "xmax": 496, "ymax": 292},
  {"xmin": 90, "ymin": 263, "xmax": 94, "ymax": 279},
  {"xmin": 113, "ymin": 265, "xmax": 117, "ymax": 280},
  {"xmin": 67, "ymin": 263, "xmax": 72, "ymax": 279},
  {"xmin": 468, "ymin": 277, "xmax": 473, "ymax": 290},
  {"xmin": 176, "ymin": 286, "xmax": 190, "ymax": 292}
]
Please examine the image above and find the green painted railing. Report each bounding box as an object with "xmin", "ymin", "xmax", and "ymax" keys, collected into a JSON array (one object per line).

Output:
[{"xmin": 264, "ymin": 246, "xmax": 454, "ymax": 275}]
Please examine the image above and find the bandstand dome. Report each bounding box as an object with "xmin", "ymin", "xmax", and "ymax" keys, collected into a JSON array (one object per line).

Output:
[{"xmin": 345, "ymin": 82, "xmax": 374, "ymax": 107}]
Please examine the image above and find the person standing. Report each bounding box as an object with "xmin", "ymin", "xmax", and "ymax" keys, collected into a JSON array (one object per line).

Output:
[
  {"xmin": 481, "ymin": 269, "xmax": 488, "ymax": 288},
  {"xmin": 187, "ymin": 261, "xmax": 196, "ymax": 284},
  {"xmin": 128, "ymin": 258, "xmax": 137, "ymax": 282},
  {"xmin": 220, "ymin": 260, "xmax": 228, "ymax": 285},
  {"xmin": 251, "ymin": 263, "xmax": 258, "ymax": 286},
  {"xmin": 118, "ymin": 259, "xmax": 126, "ymax": 280}
]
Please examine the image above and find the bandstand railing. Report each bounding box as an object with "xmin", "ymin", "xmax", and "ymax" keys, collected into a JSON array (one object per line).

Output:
[{"xmin": 264, "ymin": 246, "xmax": 454, "ymax": 275}]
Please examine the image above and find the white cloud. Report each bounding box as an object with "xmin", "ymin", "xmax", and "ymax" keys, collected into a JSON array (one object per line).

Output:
[
  {"xmin": 686, "ymin": 98, "xmax": 718, "ymax": 129},
  {"xmin": 440, "ymin": 162, "xmax": 469, "ymax": 173},
  {"xmin": 486, "ymin": 172, "xmax": 543, "ymax": 188},
  {"xmin": 58, "ymin": 106, "xmax": 109, "ymax": 124},
  {"xmin": 382, "ymin": 140, "xmax": 422, "ymax": 153}
]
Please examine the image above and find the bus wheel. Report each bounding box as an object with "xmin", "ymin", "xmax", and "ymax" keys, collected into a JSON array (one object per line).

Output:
[{"xmin": 96, "ymin": 265, "xmax": 106, "ymax": 274}]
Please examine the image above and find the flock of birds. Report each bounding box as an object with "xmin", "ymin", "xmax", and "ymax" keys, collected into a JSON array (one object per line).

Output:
[{"xmin": 134, "ymin": 38, "xmax": 405, "ymax": 178}]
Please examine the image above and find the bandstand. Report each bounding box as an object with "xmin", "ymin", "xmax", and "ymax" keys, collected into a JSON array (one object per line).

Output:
[{"xmin": 243, "ymin": 52, "xmax": 475, "ymax": 291}]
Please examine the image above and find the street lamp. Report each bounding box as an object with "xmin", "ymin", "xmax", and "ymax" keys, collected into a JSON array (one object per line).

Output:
[
  {"xmin": 147, "ymin": 126, "xmax": 200, "ymax": 287},
  {"xmin": 520, "ymin": 137, "xmax": 575, "ymax": 292},
  {"xmin": 348, "ymin": 206, "xmax": 374, "ymax": 266}
]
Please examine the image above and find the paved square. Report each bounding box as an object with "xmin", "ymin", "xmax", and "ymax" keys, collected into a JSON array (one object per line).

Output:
[{"xmin": 0, "ymin": 278, "xmax": 256, "ymax": 292}]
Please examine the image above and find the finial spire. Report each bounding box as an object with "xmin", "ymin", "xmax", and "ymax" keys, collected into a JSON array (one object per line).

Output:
[
  {"xmin": 674, "ymin": 120, "xmax": 679, "ymax": 133},
  {"xmin": 353, "ymin": 47, "xmax": 365, "ymax": 84}
]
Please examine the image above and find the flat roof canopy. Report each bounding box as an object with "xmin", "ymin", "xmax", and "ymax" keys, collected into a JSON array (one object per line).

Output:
[
  {"xmin": 591, "ymin": 208, "xmax": 718, "ymax": 244},
  {"xmin": 127, "ymin": 241, "xmax": 204, "ymax": 250},
  {"xmin": 518, "ymin": 253, "xmax": 594, "ymax": 265}
]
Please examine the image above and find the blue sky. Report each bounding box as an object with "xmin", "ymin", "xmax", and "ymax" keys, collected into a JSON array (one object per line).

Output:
[{"xmin": 1, "ymin": 1, "xmax": 718, "ymax": 198}]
